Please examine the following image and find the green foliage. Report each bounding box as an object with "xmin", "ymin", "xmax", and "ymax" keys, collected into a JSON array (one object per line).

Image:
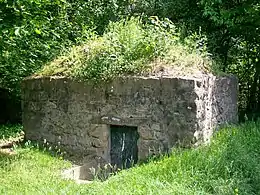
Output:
[
  {"xmin": 0, "ymin": 124, "xmax": 22, "ymax": 139},
  {"xmin": 0, "ymin": 122, "xmax": 260, "ymax": 194},
  {"xmin": 39, "ymin": 17, "xmax": 213, "ymax": 82},
  {"xmin": 0, "ymin": 0, "xmax": 132, "ymax": 95},
  {"xmin": 0, "ymin": 0, "xmax": 83, "ymax": 94},
  {"xmin": 65, "ymin": 0, "xmax": 131, "ymax": 34},
  {"xmin": 199, "ymin": 0, "xmax": 260, "ymax": 119}
]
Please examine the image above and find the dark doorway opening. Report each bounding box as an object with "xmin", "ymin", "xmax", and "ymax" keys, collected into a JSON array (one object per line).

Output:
[{"xmin": 110, "ymin": 125, "xmax": 139, "ymax": 169}]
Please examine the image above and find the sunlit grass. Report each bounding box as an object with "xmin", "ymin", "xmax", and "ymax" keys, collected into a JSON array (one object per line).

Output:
[{"xmin": 0, "ymin": 121, "xmax": 259, "ymax": 194}]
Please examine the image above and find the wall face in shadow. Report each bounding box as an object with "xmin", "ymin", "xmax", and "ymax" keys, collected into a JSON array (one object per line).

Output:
[{"xmin": 22, "ymin": 75, "xmax": 238, "ymax": 175}]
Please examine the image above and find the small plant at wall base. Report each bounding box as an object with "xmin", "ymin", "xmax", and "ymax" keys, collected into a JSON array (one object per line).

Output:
[
  {"xmin": 38, "ymin": 17, "xmax": 216, "ymax": 83},
  {"xmin": 90, "ymin": 163, "xmax": 118, "ymax": 181},
  {"xmin": 0, "ymin": 124, "xmax": 23, "ymax": 140}
]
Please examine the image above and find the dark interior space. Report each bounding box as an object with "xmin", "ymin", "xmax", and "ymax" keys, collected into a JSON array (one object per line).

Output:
[{"xmin": 0, "ymin": 88, "xmax": 21, "ymax": 124}]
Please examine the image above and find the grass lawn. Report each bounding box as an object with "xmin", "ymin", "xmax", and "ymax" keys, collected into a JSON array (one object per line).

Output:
[{"xmin": 0, "ymin": 121, "xmax": 259, "ymax": 195}]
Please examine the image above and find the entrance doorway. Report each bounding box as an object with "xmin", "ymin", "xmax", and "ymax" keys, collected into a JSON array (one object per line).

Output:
[{"xmin": 110, "ymin": 125, "xmax": 139, "ymax": 169}]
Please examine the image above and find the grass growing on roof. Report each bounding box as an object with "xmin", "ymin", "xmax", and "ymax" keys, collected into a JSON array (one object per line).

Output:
[
  {"xmin": 38, "ymin": 17, "xmax": 214, "ymax": 82},
  {"xmin": 1, "ymin": 121, "xmax": 260, "ymax": 194}
]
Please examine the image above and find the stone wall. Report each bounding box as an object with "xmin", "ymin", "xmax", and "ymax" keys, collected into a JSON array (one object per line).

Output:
[
  {"xmin": 22, "ymin": 75, "xmax": 238, "ymax": 178},
  {"xmin": 194, "ymin": 75, "xmax": 238, "ymax": 144}
]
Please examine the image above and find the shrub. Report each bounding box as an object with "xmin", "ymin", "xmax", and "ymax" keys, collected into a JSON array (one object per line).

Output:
[{"xmin": 39, "ymin": 17, "xmax": 213, "ymax": 82}]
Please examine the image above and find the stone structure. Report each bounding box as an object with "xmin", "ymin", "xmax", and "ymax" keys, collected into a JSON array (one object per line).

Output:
[{"xmin": 22, "ymin": 75, "xmax": 238, "ymax": 179}]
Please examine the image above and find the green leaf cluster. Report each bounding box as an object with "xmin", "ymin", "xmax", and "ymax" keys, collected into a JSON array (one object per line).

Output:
[{"xmin": 38, "ymin": 17, "xmax": 212, "ymax": 82}]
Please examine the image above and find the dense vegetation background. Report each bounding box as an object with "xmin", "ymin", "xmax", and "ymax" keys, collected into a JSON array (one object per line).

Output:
[{"xmin": 0, "ymin": 0, "xmax": 259, "ymax": 123}]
